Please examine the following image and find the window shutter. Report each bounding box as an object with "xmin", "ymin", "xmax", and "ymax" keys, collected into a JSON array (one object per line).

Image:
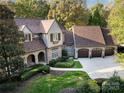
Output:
[
  {"xmin": 58, "ymin": 33, "xmax": 61, "ymax": 40},
  {"xmin": 50, "ymin": 34, "xmax": 53, "ymax": 42},
  {"xmin": 29, "ymin": 34, "xmax": 31, "ymax": 41}
]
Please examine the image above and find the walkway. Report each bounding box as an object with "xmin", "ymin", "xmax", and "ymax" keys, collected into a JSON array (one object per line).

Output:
[{"xmin": 50, "ymin": 67, "xmax": 83, "ymax": 71}]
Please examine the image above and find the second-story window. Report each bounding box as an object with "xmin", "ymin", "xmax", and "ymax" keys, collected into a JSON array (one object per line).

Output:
[
  {"xmin": 58, "ymin": 33, "xmax": 61, "ymax": 40},
  {"xmin": 24, "ymin": 34, "xmax": 31, "ymax": 42},
  {"xmin": 50, "ymin": 33, "xmax": 61, "ymax": 42}
]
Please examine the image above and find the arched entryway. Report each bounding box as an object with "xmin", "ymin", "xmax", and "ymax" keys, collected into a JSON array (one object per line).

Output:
[
  {"xmin": 78, "ymin": 49, "xmax": 89, "ymax": 58},
  {"xmin": 38, "ymin": 52, "xmax": 45, "ymax": 62},
  {"xmin": 27, "ymin": 54, "xmax": 35, "ymax": 65},
  {"xmin": 105, "ymin": 47, "xmax": 114, "ymax": 56},
  {"xmin": 92, "ymin": 48, "xmax": 102, "ymax": 57}
]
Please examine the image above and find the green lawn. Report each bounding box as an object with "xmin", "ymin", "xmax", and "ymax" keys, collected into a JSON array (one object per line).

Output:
[{"xmin": 22, "ymin": 71, "xmax": 90, "ymax": 93}]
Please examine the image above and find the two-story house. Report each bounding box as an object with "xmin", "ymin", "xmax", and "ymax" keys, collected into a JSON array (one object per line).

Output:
[{"xmin": 15, "ymin": 19, "xmax": 63, "ymax": 65}]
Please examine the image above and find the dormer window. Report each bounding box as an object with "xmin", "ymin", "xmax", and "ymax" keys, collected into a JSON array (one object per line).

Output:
[
  {"xmin": 24, "ymin": 34, "xmax": 32, "ymax": 42},
  {"xmin": 50, "ymin": 33, "xmax": 61, "ymax": 43}
]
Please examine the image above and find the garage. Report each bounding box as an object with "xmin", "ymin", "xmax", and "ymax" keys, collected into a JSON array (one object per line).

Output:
[
  {"xmin": 92, "ymin": 48, "xmax": 102, "ymax": 57},
  {"xmin": 78, "ymin": 49, "xmax": 89, "ymax": 58},
  {"xmin": 105, "ymin": 47, "xmax": 114, "ymax": 56}
]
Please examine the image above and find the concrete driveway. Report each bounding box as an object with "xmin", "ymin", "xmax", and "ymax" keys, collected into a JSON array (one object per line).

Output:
[{"xmin": 78, "ymin": 56, "xmax": 124, "ymax": 79}]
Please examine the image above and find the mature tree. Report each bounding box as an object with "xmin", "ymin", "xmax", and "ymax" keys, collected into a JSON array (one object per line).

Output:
[
  {"xmin": 0, "ymin": 5, "xmax": 24, "ymax": 80},
  {"xmin": 10, "ymin": 0, "xmax": 49, "ymax": 19},
  {"xmin": 108, "ymin": 0, "xmax": 124, "ymax": 64},
  {"xmin": 108, "ymin": 0, "xmax": 124, "ymax": 44},
  {"xmin": 88, "ymin": 4, "xmax": 107, "ymax": 27},
  {"xmin": 48, "ymin": 0, "xmax": 89, "ymax": 30}
]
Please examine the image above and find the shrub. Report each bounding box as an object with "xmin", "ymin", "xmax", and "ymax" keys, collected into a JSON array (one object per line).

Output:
[
  {"xmin": 61, "ymin": 56, "xmax": 68, "ymax": 62},
  {"xmin": 102, "ymin": 76, "xmax": 124, "ymax": 93},
  {"xmin": 95, "ymin": 78, "xmax": 107, "ymax": 86},
  {"xmin": 49, "ymin": 59, "xmax": 58, "ymax": 67},
  {"xmin": 21, "ymin": 64, "xmax": 50, "ymax": 80},
  {"xmin": 0, "ymin": 82, "xmax": 17, "ymax": 92},
  {"xmin": 55, "ymin": 61, "xmax": 75, "ymax": 68},
  {"xmin": 62, "ymin": 49, "xmax": 68, "ymax": 57},
  {"xmin": 49, "ymin": 57, "xmax": 68, "ymax": 67},
  {"xmin": 76, "ymin": 80, "xmax": 100, "ymax": 93}
]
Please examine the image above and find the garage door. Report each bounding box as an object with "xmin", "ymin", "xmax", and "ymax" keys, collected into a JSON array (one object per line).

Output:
[
  {"xmin": 78, "ymin": 49, "xmax": 89, "ymax": 58},
  {"xmin": 92, "ymin": 48, "xmax": 102, "ymax": 57},
  {"xmin": 105, "ymin": 47, "xmax": 114, "ymax": 56}
]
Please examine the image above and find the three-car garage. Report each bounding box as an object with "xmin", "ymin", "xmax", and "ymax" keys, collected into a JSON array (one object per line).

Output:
[{"xmin": 77, "ymin": 47, "xmax": 116, "ymax": 58}]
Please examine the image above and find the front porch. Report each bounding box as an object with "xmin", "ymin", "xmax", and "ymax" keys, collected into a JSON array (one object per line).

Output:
[{"xmin": 23, "ymin": 50, "xmax": 47, "ymax": 66}]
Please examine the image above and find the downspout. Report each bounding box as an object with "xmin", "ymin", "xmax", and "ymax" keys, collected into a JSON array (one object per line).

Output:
[{"xmin": 72, "ymin": 26, "xmax": 77, "ymax": 58}]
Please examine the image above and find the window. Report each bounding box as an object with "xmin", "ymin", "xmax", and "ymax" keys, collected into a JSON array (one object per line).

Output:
[
  {"xmin": 52, "ymin": 48, "xmax": 58, "ymax": 59},
  {"xmin": 50, "ymin": 34, "xmax": 53, "ymax": 42},
  {"xmin": 24, "ymin": 34, "xmax": 31, "ymax": 42},
  {"xmin": 50, "ymin": 33, "xmax": 61, "ymax": 42},
  {"xmin": 58, "ymin": 33, "xmax": 61, "ymax": 40}
]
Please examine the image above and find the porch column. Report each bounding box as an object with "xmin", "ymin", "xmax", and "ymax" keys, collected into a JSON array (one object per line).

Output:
[
  {"xmin": 114, "ymin": 47, "xmax": 118, "ymax": 54},
  {"xmin": 75, "ymin": 48, "xmax": 78, "ymax": 58},
  {"xmin": 89, "ymin": 48, "xmax": 92, "ymax": 58},
  {"xmin": 44, "ymin": 51, "xmax": 48, "ymax": 64},
  {"xmin": 34, "ymin": 53, "xmax": 39, "ymax": 64},
  {"xmin": 102, "ymin": 48, "xmax": 105, "ymax": 58},
  {"xmin": 24, "ymin": 56, "xmax": 28, "ymax": 64}
]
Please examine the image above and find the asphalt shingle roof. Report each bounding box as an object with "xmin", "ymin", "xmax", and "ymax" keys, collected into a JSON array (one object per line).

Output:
[
  {"xmin": 73, "ymin": 26, "xmax": 106, "ymax": 47},
  {"xmin": 24, "ymin": 37, "xmax": 46, "ymax": 53}
]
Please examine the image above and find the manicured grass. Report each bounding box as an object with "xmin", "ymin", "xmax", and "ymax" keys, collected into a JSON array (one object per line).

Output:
[{"xmin": 22, "ymin": 71, "xmax": 90, "ymax": 93}]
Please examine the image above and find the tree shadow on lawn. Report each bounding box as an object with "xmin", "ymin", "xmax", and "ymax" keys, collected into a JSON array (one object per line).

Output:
[{"xmin": 0, "ymin": 71, "xmax": 66, "ymax": 93}]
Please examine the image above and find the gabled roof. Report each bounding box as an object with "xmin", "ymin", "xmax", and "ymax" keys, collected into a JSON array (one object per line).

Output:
[
  {"xmin": 15, "ymin": 19, "xmax": 55, "ymax": 34},
  {"xmin": 101, "ymin": 28, "xmax": 117, "ymax": 46},
  {"xmin": 73, "ymin": 26, "xmax": 106, "ymax": 47},
  {"xmin": 41, "ymin": 19, "xmax": 55, "ymax": 33}
]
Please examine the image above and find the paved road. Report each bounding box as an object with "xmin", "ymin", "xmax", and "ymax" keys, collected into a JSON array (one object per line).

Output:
[{"xmin": 78, "ymin": 56, "xmax": 124, "ymax": 79}]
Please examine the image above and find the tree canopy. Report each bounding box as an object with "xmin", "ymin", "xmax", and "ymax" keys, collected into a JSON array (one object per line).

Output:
[
  {"xmin": 0, "ymin": 5, "xmax": 24, "ymax": 80},
  {"xmin": 47, "ymin": 0, "xmax": 89, "ymax": 30},
  {"xmin": 108, "ymin": 0, "xmax": 124, "ymax": 44},
  {"xmin": 10, "ymin": 0, "xmax": 49, "ymax": 19},
  {"xmin": 88, "ymin": 3, "xmax": 107, "ymax": 27},
  {"xmin": 108, "ymin": 0, "xmax": 124, "ymax": 64}
]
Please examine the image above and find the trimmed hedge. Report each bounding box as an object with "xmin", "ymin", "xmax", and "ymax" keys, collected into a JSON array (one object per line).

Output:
[
  {"xmin": 55, "ymin": 61, "xmax": 75, "ymax": 68},
  {"xmin": 21, "ymin": 64, "xmax": 50, "ymax": 80},
  {"xmin": 49, "ymin": 58, "xmax": 82, "ymax": 68}
]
